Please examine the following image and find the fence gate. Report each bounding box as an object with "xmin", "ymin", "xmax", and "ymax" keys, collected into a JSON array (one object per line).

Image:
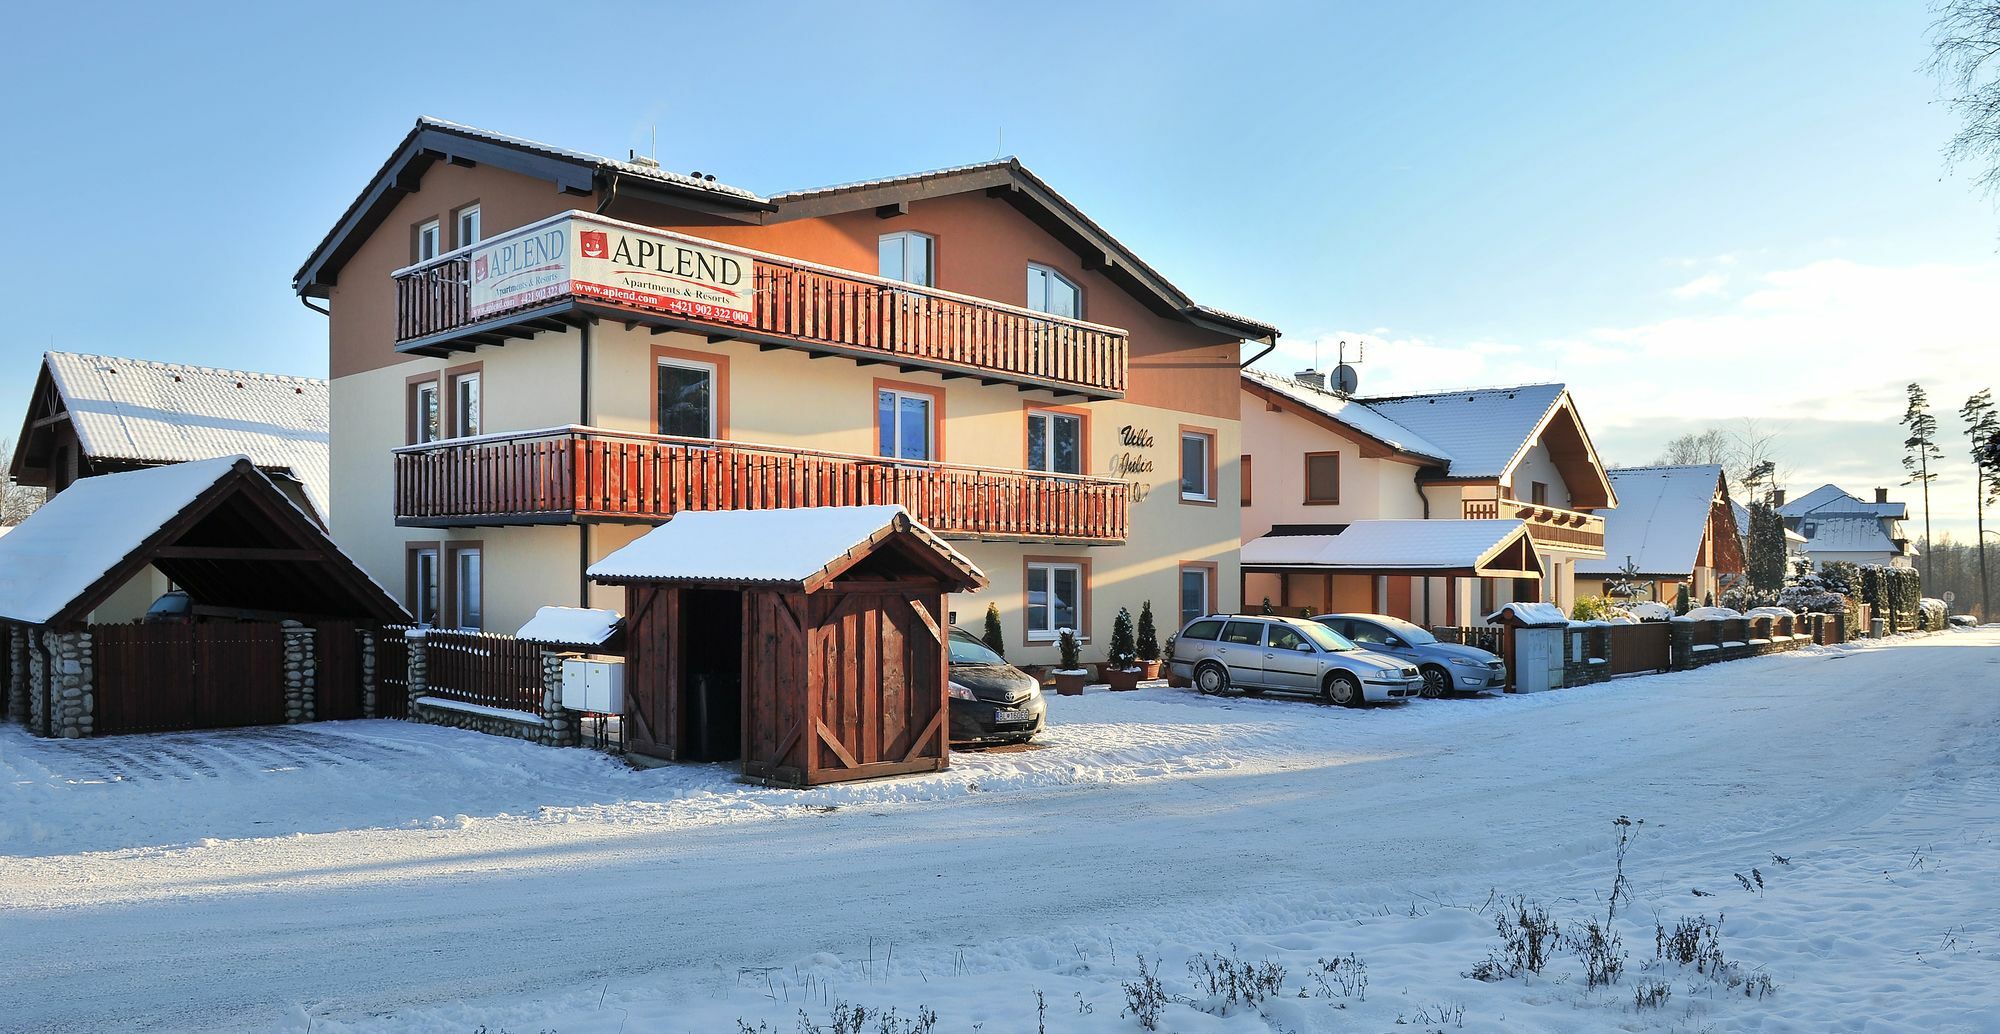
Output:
[
  {"xmin": 1513, "ymin": 627, "xmax": 1565, "ymax": 692},
  {"xmin": 315, "ymin": 622, "xmax": 366, "ymax": 721},
  {"xmin": 94, "ymin": 623, "xmax": 287, "ymax": 735},
  {"xmin": 375, "ymin": 625, "xmax": 413, "ymax": 719}
]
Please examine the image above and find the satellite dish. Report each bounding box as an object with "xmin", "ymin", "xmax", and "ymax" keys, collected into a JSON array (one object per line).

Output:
[{"xmin": 1333, "ymin": 364, "xmax": 1360, "ymax": 394}]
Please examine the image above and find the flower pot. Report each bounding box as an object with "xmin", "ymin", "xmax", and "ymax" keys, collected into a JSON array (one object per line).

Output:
[
  {"xmin": 1053, "ymin": 670, "xmax": 1088, "ymax": 696},
  {"xmin": 1106, "ymin": 667, "xmax": 1142, "ymax": 692},
  {"xmin": 1138, "ymin": 660, "xmax": 1162, "ymax": 680}
]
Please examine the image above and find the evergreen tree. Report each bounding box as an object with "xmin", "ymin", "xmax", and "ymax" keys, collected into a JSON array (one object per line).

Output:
[
  {"xmin": 1903, "ymin": 383, "xmax": 1943, "ymax": 585},
  {"xmin": 1674, "ymin": 583, "xmax": 1691, "ymax": 616},
  {"xmin": 1963, "ymin": 390, "xmax": 1998, "ymax": 622},
  {"xmin": 1135, "ymin": 601, "xmax": 1160, "ymax": 661},
  {"xmin": 1108, "ymin": 606, "xmax": 1137, "ymax": 667},
  {"xmin": 1704, "ymin": 590, "xmax": 1715, "ymax": 608},
  {"xmin": 1748, "ymin": 502, "xmax": 1787, "ymax": 594},
  {"xmin": 980, "ymin": 602, "xmax": 1005, "ymax": 659}
]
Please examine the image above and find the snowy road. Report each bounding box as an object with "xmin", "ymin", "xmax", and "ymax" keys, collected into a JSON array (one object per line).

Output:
[{"xmin": 3, "ymin": 631, "xmax": 1997, "ymax": 1032}]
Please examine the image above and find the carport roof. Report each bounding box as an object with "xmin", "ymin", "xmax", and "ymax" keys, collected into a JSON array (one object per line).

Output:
[
  {"xmin": 1240, "ymin": 519, "xmax": 1542, "ymax": 578},
  {"xmin": 588, "ymin": 505, "xmax": 986, "ymax": 593}
]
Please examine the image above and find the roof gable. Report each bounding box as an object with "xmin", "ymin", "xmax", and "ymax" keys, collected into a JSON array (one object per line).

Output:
[
  {"xmin": 1575, "ymin": 465, "xmax": 1728, "ymax": 577},
  {"xmin": 1347, "ymin": 384, "xmax": 1616, "ymax": 509}
]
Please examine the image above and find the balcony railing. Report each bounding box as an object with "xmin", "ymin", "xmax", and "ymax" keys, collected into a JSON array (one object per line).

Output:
[
  {"xmin": 392, "ymin": 212, "xmax": 1130, "ymax": 398},
  {"xmin": 1462, "ymin": 498, "xmax": 1606, "ymax": 555},
  {"xmin": 395, "ymin": 426, "xmax": 1130, "ymax": 544}
]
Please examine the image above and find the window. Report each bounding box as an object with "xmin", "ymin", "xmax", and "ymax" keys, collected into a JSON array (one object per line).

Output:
[
  {"xmin": 409, "ymin": 379, "xmax": 441, "ymax": 445},
  {"xmin": 657, "ymin": 358, "xmax": 717, "ymax": 438},
  {"xmin": 876, "ymin": 384, "xmax": 937, "ymax": 461},
  {"xmin": 1179, "ymin": 427, "xmax": 1215, "ymax": 503},
  {"xmin": 1179, "ymin": 618, "xmax": 1224, "ymax": 642},
  {"xmin": 1179, "ymin": 565, "xmax": 1212, "ymax": 628},
  {"xmin": 450, "ymin": 370, "xmax": 480, "ymax": 438},
  {"xmin": 1240, "ymin": 455, "xmax": 1253, "ymax": 506},
  {"xmin": 1027, "ymin": 409, "xmax": 1083, "ymax": 474},
  {"xmin": 1267, "ymin": 625, "xmax": 1310, "ymax": 652},
  {"xmin": 409, "ymin": 545, "xmax": 441, "ymax": 626},
  {"xmin": 1026, "ymin": 263, "xmax": 1080, "ymax": 318},
  {"xmin": 1531, "ymin": 481, "xmax": 1549, "ymax": 505},
  {"xmin": 877, "ymin": 231, "xmax": 933, "ymax": 287},
  {"xmin": 1220, "ymin": 620, "xmax": 1264, "ymax": 645},
  {"xmin": 415, "ymin": 219, "xmax": 441, "ymax": 262},
  {"xmin": 455, "ymin": 205, "xmax": 481, "ymax": 248},
  {"xmin": 1304, "ymin": 452, "xmax": 1340, "ymax": 505},
  {"xmin": 1025, "ymin": 560, "xmax": 1084, "ymax": 640},
  {"xmin": 449, "ymin": 545, "xmax": 483, "ymax": 631}
]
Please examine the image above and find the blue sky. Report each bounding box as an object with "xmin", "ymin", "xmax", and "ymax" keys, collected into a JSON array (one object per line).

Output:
[{"xmin": 2, "ymin": 1, "xmax": 1995, "ymax": 536}]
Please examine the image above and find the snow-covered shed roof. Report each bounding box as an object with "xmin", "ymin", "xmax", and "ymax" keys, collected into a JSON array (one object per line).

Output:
[
  {"xmin": 515, "ymin": 606, "xmax": 622, "ymax": 648},
  {"xmin": 0, "ymin": 457, "xmax": 403, "ymax": 627},
  {"xmin": 589, "ymin": 506, "xmax": 986, "ymax": 592},
  {"xmin": 1241, "ymin": 519, "xmax": 1540, "ymax": 576},
  {"xmin": 1796, "ymin": 512, "xmax": 1900, "ymax": 554},
  {"xmin": 1240, "ymin": 369, "xmax": 1451, "ymax": 463},
  {"xmin": 15, "ymin": 353, "xmax": 331, "ymax": 517},
  {"xmin": 1576, "ymin": 465, "xmax": 1726, "ymax": 578}
]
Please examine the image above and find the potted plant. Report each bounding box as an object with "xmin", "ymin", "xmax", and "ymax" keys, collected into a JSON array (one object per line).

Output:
[
  {"xmin": 1105, "ymin": 607, "xmax": 1142, "ymax": 690},
  {"xmin": 1135, "ymin": 601, "xmax": 1162, "ymax": 680},
  {"xmin": 1052, "ymin": 628, "xmax": 1088, "ymax": 696}
]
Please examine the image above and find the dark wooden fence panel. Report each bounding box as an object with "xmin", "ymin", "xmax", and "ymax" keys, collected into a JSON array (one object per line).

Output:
[
  {"xmin": 92, "ymin": 622, "xmax": 284, "ymax": 735},
  {"xmin": 423, "ymin": 630, "xmax": 546, "ymax": 716},
  {"xmin": 193, "ymin": 624, "xmax": 287, "ymax": 728},
  {"xmin": 376, "ymin": 625, "xmax": 412, "ymax": 719},
  {"xmin": 315, "ymin": 622, "xmax": 365, "ymax": 721},
  {"xmin": 1607, "ymin": 622, "xmax": 1671, "ymax": 676}
]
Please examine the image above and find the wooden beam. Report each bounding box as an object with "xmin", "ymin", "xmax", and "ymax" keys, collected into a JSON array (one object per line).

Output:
[
  {"xmin": 706, "ymin": 333, "xmax": 734, "ymax": 344},
  {"xmin": 31, "ymin": 411, "xmax": 71, "ymax": 429},
  {"xmin": 152, "ymin": 546, "xmax": 327, "ymax": 562}
]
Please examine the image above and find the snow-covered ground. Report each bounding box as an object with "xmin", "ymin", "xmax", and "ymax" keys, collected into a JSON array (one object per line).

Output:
[{"xmin": 3, "ymin": 630, "xmax": 1997, "ymax": 1033}]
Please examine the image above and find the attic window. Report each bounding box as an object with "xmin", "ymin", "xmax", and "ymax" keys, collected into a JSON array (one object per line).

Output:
[{"xmin": 1802, "ymin": 522, "xmax": 1817, "ymax": 539}]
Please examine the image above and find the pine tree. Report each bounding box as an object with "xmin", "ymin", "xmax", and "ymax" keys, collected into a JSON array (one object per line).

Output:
[
  {"xmin": 980, "ymin": 602, "xmax": 1005, "ymax": 659},
  {"xmin": 1963, "ymin": 390, "xmax": 1998, "ymax": 622},
  {"xmin": 1903, "ymin": 383, "xmax": 1943, "ymax": 586},
  {"xmin": 1704, "ymin": 590, "xmax": 1715, "ymax": 608},
  {"xmin": 1674, "ymin": 583, "xmax": 1691, "ymax": 616},
  {"xmin": 1135, "ymin": 601, "xmax": 1160, "ymax": 661},
  {"xmin": 1748, "ymin": 502, "xmax": 1787, "ymax": 595},
  {"xmin": 1108, "ymin": 607, "xmax": 1137, "ymax": 668}
]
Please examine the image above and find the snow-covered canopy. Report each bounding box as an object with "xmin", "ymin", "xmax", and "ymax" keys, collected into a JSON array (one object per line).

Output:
[
  {"xmin": 1576, "ymin": 465, "xmax": 1725, "ymax": 578},
  {"xmin": 515, "ymin": 606, "xmax": 622, "ymax": 647},
  {"xmin": 589, "ymin": 505, "xmax": 985, "ymax": 592},
  {"xmin": 1241, "ymin": 519, "xmax": 1536, "ymax": 574},
  {"xmin": 1484, "ymin": 602, "xmax": 1569, "ymax": 626}
]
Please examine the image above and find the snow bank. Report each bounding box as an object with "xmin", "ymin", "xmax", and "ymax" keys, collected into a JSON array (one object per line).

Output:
[
  {"xmin": 1684, "ymin": 606, "xmax": 1743, "ymax": 620},
  {"xmin": 1627, "ymin": 601, "xmax": 1674, "ymax": 621}
]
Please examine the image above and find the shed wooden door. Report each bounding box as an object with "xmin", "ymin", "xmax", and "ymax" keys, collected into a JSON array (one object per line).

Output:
[
  {"xmin": 804, "ymin": 589, "xmax": 948, "ymax": 783},
  {"xmin": 623, "ymin": 585, "xmax": 679, "ymax": 762}
]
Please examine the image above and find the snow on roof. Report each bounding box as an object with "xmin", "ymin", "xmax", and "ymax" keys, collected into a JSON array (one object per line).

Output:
[
  {"xmin": 1353, "ymin": 383, "xmax": 1568, "ymax": 480},
  {"xmin": 1241, "ymin": 519, "xmax": 1528, "ymax": 570},
  {"xmin": 1241, "ymin": 369, "xmax": 1452, "ymax": 463},
  {"xmin": 1781, "ymin": 484, "xmax": 1906, "ymax": 520},
  {"xmin": 1575, "ymin": 465, "xmax": 1721, "ymax": 577},
  {"xmin": 588, "ymin": 505, "xmax": 984, "ymax": 588},
  {"xmin": 1485, "ymin": 602, "xmax": 1569, "ymax": 625},
  {"xmin": 46, "ymin": 353, "xmax": 330, "ymax": 517},
  {"xmin": 515, "ymin": 606, "xmax": 621, "ymax": 647},
  {"xmin": 0, "ymin": 457, "xmax": 240, "ymax": 624},
  {"xmin": 1796, "ymin": 512, "xmax": 1898, "ymax": 553}
]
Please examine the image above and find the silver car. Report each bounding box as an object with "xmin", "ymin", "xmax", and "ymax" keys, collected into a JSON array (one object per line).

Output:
[
  {"xmin": 1168, "ymin": 614, "xmax": 1423, "ymax": 706},
  {"xmin": 1314, "ymin": 613, "xmax": 1508, "ymax": 697}
]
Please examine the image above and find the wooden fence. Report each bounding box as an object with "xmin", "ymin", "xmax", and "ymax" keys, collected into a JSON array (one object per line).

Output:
[
  {"xmin": 92, "ymin": 622, "xmax": 287, "ymax": 735},
  {"xmin": 422, "ymin": 630, "xmax": 546, "ymax": 717},
  {"xmin": 1605, "ymin": 622, "xmax": 1670, "ymax": 676},
  {"xmin": 375, "ymin": 625, "xmax": 413, "ymax": 719}
]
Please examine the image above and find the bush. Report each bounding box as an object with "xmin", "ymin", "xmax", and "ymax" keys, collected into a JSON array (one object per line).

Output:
[
  {"xmin": 1136, "ymin": 601, "xmax": 1160, "ymax": 661},
  {"xmin": 981, "ymin": 602, "xmax": 1005, "ymax": 659},
  {"xmin": 1108, "ymin": 607, "xmax": 1137, "ymax": 668},
  {"xmin": 1571, "ymin": 595, "xmax": 1617, "ymax": 622},
  {"xmin": 1056, "ymin": 628, "xmax": 1081, "ymax": 671},
  {"xmin": 1674, "ymin": 583, "xmax": 1691, "ymax": 616}
]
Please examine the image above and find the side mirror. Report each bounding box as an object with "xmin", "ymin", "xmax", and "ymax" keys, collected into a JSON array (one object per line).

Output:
[
  {"xmin": 1295, "ymin": 642, "xmax": 1315, "ymax": 652},
  {"xmin": 1384, "ymin": 637, "xmax": 1405, "ymax": 650}
]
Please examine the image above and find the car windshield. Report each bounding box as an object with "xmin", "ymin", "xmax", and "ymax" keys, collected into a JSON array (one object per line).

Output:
[
  {"xmin": 1371, "ymin": 616, "xmax": 1438, "ymax": 645},
  {"xmin": 1298, "ymin": 622, "xmax": 1355, "ymax": 652},
  {"xmin": 948, "ymin": 631, "xmax": 1006, "ymax": 666}
]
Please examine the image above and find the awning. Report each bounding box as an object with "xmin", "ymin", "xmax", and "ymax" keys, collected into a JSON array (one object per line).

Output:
[
  {"xmin": 1241, "ymin": 519, "xmax": 1542, "ymax": 579},
  {"xmin": 589, "ymin": 505, "xmax": 987, "ymax": 593}
]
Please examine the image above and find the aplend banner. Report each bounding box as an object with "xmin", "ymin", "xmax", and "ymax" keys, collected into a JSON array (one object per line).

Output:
[{"xmin": 469, "ymin": 216, "xmax": 756, "ymax": 326}]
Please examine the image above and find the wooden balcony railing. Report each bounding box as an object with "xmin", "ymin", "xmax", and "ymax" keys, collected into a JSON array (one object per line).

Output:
[
  {"xmin": 1462, "ymin": 498, "xmax": 1606, "ymax": 555},
  {"xmin": 392, "ymin": 212, "xmax": 1130, "ymax": 398},
  {"xmin": 395, "ymin": 426, "xmax": 1130, "ymax": 544}
]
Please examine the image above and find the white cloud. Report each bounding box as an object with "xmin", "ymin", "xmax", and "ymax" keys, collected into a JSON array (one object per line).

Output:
[{"xmin": 1669, "ymin": 272, "xmax": 1728, "ymax": 299}]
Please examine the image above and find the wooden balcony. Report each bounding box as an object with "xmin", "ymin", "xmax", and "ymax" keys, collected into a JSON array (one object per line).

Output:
[
  {"xmin": 1462, "ymin": 498, "xmax": 1606, "ymax": 556},
  {"xmin": 395, "ymin": 427, "xmax": 1130, "ymax": 544},
  {"xmin": 392, "ymin": 212, "xmax": 1129, "ymax": 399}
]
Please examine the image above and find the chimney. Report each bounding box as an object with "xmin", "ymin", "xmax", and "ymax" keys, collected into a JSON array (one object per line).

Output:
[
  {"xmin": 1875, "ymin": 487, "xmax": 1889, "ymax": 504},
  {"xmin": 1294, "ymin": 368, "xmax": 1326, "ymax": 390},
  {"xmin": 1772, "ymin": 488, "xmax": 1786, "ymax": 507}
]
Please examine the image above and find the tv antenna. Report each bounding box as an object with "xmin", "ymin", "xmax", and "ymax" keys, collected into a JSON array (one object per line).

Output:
[{"xmin": 1332, "ymin": 338, "xmax": 1364, "ymax": 396}]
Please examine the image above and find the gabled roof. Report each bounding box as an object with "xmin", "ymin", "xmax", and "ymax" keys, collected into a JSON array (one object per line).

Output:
[
  {"xmin": 1575, "ymin": 465, "xmax": 1729, "ymax": 577},
  {"xmin": 0, "ymin": 457, "xmax": 405, "ymax": 627},
  {"xmin": 1241, "ymin": 519, "xmax": 1541, "ymax": 576},
  {"xmin": 1730, "ymin": 499, "xmax": 1809, "ymax": 546},
  {"xmin": 1780, "ymin": 484, "xmax": 1907, "ymax": 520},
  {"xmin": 589, "ymin": 505, "xmax": 986, "ymax": 593},
  {"xmin": 1796, "ymin": 512, "xmax": 1904, "ymax": 554},
  {"xmin": 1240, "ymin": 369, "xmax": 1451, "ymax": 464},
  {"xmin": 11, "ymin": 353, "xmax": 331, "ymax": 518}
]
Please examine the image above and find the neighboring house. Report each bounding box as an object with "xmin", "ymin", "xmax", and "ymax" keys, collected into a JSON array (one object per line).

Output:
[
  {"xmin": 1238, "ymin": 368, "xmax": 1616, "ymax": 626},
  {"xmin": 6, "ymin": 353, "xmax": 332, "ymax": 621},
  {"xmin": 294, "ymin": 117, "xmax": 1275, "ymax": 665},
  {"xmin": 1574, "ymin": 465, "xmax": 1743, "ymax": 604},
  {"xmin": 1776, "ymin": 484, "xmax": 1917, "ymax": 569}
]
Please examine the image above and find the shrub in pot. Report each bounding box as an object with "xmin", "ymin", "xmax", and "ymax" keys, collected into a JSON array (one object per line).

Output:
[
  {"xmin": 1135, "ymin": 601, "xmax": 1162, "ymax": 679},
  {"xmin": 1052, "ymin": 628, "xmax": 1087, "ymax": 696},
  {"xmin": 1105, "ymin": 607, "xmax": 1141, "ymax": 690}
]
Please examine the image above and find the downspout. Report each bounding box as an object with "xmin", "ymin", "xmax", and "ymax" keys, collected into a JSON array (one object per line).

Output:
[
  {"xmin": 578, "ymin": 318, "xmax": 593, "ymax": 607},
  {"xmin": 1415, "ymin": 479, "xmax": 1433, "ymax": 626}
]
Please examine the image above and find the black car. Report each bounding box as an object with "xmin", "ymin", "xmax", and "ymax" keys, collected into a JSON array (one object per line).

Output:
[{"xmin": 947, "ymin": 627, "xmax": 1046, "ymax": 746}]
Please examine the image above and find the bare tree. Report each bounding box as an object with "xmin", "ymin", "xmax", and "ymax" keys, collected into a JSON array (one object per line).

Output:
[
  {"xmin": 1928, "ymin": 1, "xmax": 2000, "ymax": 202},
  {"xmin": 1651, "ymin": 420, "xmax": 1790, "ymax": 501},
  {"xmin": 0, "ymin": 439, "xmax": 44, "ymax": 525}
]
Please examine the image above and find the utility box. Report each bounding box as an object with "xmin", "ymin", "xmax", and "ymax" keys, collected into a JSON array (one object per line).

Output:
[{"xmin": 561, "ymin": 656, "xmax": 625, "ymax": 714}]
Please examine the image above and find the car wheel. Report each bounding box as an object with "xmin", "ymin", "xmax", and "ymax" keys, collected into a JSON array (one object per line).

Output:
[
  {"xmin": 1324, "ymin": 671, "xmax": 1363, "ymax": 708},
  {"xmin": 1420, "ymin": 665, "xmax": 1451, "ymax": 699},
  {"xmin": 1194, "ymin": 662, "xmax": 1230, "ymax": 696}
]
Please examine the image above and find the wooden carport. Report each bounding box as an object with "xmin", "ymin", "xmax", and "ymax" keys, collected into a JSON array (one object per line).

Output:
[{"xmin": 590, "ymin": 505, "xmax": 986, "ymax": 787}]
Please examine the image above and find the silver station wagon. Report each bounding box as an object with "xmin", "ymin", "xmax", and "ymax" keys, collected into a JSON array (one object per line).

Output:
[{"xmin": 1169, "ymin": 614, "xmax": 1424, "ymax": 705}]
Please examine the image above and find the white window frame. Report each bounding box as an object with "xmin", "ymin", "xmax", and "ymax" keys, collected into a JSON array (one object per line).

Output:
[
  {"xmin": 450, "ymin": 371, "xmax": 481, "ymax": 438},
  {"xmin": 411, "ymin": 546, "xmax": 441, "ymax": 627},
  {"xmin": 1180, "ymin": 430, "xmax": 1214, "ymax": 502},
  {"xmin": 451, "ymin": 546, "xmax": 483, "ymax": 631},
  {"xmin": 877, "ymin": 231, "xmax": 934, "ymax": 287},
  {"xmin": 416, "ymin": 219, "xmax": 442, "ymax": 262},
  {"xmin": 412, "ymin": 380, "xmax": 441, "ymax": 445},
  {"xmin": 455, "ymin": 204, "xmax": 481, "ymax": 248},
  {"xmin": 656, "ymin": 356, "xmax": 718, "ymax": 438},
  {"xmin": 1026, "ymin": 409, "xmax": 1083, "ymax": 474},
  {"xmin": 876, "ymin": 387, "xmax": 935, "ymax": 461},
  {"xmin": 1026, "ymin": 561, "xmax": 1085, "ymax": 642},
  {"xmin": 1027, "ymin": 262, "xmax": 1081, "ymax": 319}
]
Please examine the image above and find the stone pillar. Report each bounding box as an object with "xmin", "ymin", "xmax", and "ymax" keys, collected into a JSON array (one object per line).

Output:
[
  {"xmin": 540, "ymin": 650, "xmax": 577, "ymax": 748},
  {"xmin": 27, "ymin": 630, "xmax": 50, "ymax": 737},
  {"xmin": 358, "ymin": 629, "xmax": 378, "ymax": 718},
  {"xmin": 405, "ymin": 629, "xmax": 428, "ymax": 712},
  {"xmin": 7, "ymin": 625, "xmax": 26, "ymax": 724},
  {"xmin": 280, "ymin": 620, "xmax": 316, "ymax": 724},
  {"xmin": 1669, "ymin": 617, "xmax": 1694, "ymax": 670},
  {"xmin": 44, "ymin": 630, "xmax": 93, "ymax": 739}
]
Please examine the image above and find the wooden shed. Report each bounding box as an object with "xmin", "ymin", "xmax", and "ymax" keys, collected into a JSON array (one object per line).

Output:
[{"xmin": 589, "ymin": 505, "xmax": 986, "ymax": 786}]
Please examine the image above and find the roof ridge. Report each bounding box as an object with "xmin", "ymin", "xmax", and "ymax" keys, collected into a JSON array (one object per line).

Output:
[
  {"xmin": 50, "ymin": 352, "xmax": 328, "ymax": 387},
  {"xmin": 1356, "ymin": 381, "xmax": 1567, "ymax": 402},
  {"xmin": 1607, "ymin": 463, "xmax": 1723, "ymax": 474}
]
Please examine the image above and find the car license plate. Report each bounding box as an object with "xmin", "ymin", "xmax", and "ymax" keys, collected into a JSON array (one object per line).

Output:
[{"xmin": 994, "ymin": 708, "xmax": 1034, "ymax": 724}]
